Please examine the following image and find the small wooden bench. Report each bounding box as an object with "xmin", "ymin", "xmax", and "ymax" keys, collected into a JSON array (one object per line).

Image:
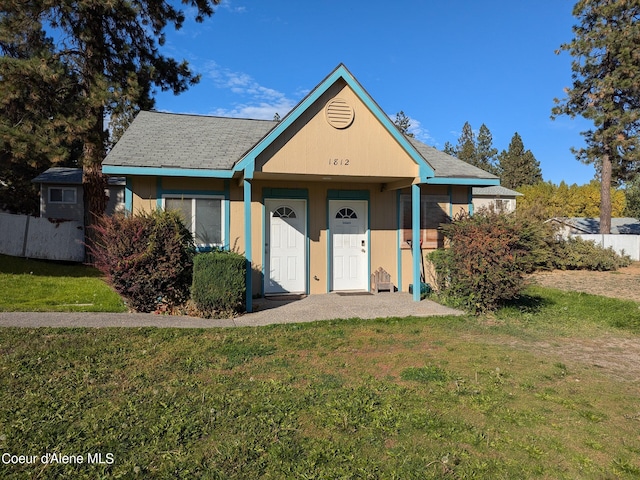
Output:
[{"xmin": 371, "ymin": 267, "xmax": 394, "ymax": 293}]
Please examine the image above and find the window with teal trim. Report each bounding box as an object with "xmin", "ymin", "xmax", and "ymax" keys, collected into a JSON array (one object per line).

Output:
[
  {"xmin": 163, "ymin": 195, "xmax": 224, "ymax": 247},
  {"xmin": 400, "ymin": 194, "xmax": 449, "ymax": 249}
]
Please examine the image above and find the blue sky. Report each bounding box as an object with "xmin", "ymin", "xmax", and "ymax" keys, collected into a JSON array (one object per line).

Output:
[{"xmin": 153, "ymin": 0, "xmax": 596, "ymax": 185}]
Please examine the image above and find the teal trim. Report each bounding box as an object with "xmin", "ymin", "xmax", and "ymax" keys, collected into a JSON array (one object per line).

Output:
[
  {"xmin": 156, "ymin": 177, "xmax": 163, "ymax": 209},
  {"xmin": 327, "ymin": 189, "xmax": 370, "ymax": 200},
  {"xmin": 244, "ymin": 179, "xmax": 253, "ymax": 313},
  {"xmin": 263, "ymin": 188, "xmax": 308, "ymax": 199},
  {"xmin": 424, "ymin": 177, "xmax": 500, "ymax": 186},
  {"xmin": 411, "ymin": 184, "xmax": 421, "ymax": 302},
  {"xmin": 224, "ymin": 180, "xmax": 231, "ymax": 250},
  {"xmin": 102, "ymin": 165, "xmax": 234, "ymax": 178},
  {"xmin": 234, "ymin": 64, "xmax": 435, "ymax": 178},
  {"xmin": 468, "ymin": 186, "xmax": 474, "ymax": 216},
  {"xmin": 125, "ymin": 177, "xmax": 133, "ymax": 214},
  {"xmin": 157, "ymin": 183, "xmax": 231, "ymax": 250},
  {"xmin": 396, "ymin": 189, "xmax": 402, "ymax": 292},
  {"xmin": 260, "ymin": 201, "xmax": 266, "ymax": 297},
  {"xmin": 326, "ymin": 199, "xmax": 331, "ymax": 293}
]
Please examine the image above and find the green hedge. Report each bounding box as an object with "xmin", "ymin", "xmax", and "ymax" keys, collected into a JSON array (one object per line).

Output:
[{"xmin": 192, "ymin": 251, "xmax": 246, "ymax": 316}]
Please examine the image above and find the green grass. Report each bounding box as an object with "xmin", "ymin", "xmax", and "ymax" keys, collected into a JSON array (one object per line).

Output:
[
  {"xmin": 0, "ymin": 254, "xmax": 126, "ymax": 312},
  {"xmin": 0, "ymin": 287, "xmax": 639, "ymax": 478}
]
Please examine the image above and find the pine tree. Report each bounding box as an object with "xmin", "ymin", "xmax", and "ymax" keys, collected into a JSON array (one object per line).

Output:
[
  {"xmin": 394, "ymin": 111, "xmax": 414, "ymax": 137},
  {"xmin": 442, "ymin": 141, "xmax": 457, "ymax": 156},
  {"xmin": 0, "ymin": 18, "xmax": 83, "ymax": 214},
  {"xmin": 497, "ymin": 132, "xmax": 542, "ymax": 189},
  {"xmin": 456, "ymin": 121, "xmax": 476, "ymax": 165},
  {"xmin": 475, "ymin": 123, "xmax": 499, "ymax": 175},
  {"xmin": 552, "ymin": 0, "xmax": 640, "ymax": 233},
  {"xmin": 0, "ymin": 0, "xmax": 221, "ymax": 255}
]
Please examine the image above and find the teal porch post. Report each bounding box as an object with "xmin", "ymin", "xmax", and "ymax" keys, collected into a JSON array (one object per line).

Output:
[
  {"xmin": 244, "ymin": 177, "xmax": 253, "ymax": 313},
  {"xmin": 412, "ymin": 183, "xmax": 421, "ymax": 302}
]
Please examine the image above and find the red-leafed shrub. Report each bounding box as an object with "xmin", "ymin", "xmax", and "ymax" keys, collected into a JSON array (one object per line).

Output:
[
  {"xmin": 429, "ymin": 211, "xmax": 535, "ymax": 313},
  {"xmin": 88, "ymin": 210, "xmax": 195, "ymax": 313}
]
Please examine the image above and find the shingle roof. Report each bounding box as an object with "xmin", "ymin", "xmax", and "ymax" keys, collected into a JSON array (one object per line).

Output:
[
  {"xmin": 104, "ymin": 111, "xmax": 277, "ymax": 170},
  {"xmin": 32, "ymin": 167, "xmax": 83, "ymax": 185},
  {"xmin": 407, "ymin": 137, "xmax": 498, "ymax": 181},
  {"xmin": 104, "ymin": 110, "xmax": 499, "ymax": 182},
  {"xmin": 472, "ymin": 186, "xmax": 522, "ymax": 196}
]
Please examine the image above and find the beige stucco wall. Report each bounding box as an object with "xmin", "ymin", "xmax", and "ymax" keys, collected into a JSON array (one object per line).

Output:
[
  {"xmin": 257, "ymin": 80, "xmax": 418, "ymax": 180},
  {"xmin": 128, "ymin": 176, "xmax": 470, "ymax": 296}
]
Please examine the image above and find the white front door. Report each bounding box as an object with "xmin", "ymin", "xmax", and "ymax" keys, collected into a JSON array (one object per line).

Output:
[
  {"xmin": 265, "ymin": 199, "xmax": 306, "ymax": 294},
  {"xmin": 330, "ymin": 200, "xmax": 368, "ymax": 291}
]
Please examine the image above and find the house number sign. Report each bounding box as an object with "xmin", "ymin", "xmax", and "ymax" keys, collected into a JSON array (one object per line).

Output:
[{"xmin": 329, "ymin": 158, "xmax": 350, "ymax": 166}]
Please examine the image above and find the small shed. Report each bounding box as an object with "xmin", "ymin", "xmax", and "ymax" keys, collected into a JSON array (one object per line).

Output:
[
  {"xmin": 32, "ymin": 167, "xmax": 125, "ymax": 221},
  {"xmin": 472, "ymin": 185, "xmax": 522, "ymax": 213}
]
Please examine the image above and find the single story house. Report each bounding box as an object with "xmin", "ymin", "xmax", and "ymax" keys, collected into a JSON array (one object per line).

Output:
[
  {"xmin": 103, "ymin": 64, "xmax": 499, "ymax": 311},
  {"xmin": 472, "ymin": 185, "xmax": 522, "ymax": 213},
  {"xmin": 32, "ymin": 166, "xmax": 125, "ymax": 221}
]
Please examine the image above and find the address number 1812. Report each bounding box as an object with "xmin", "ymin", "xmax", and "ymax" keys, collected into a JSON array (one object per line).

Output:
[{"xmin": 329, "ymin": 158, "xmax": 350, "ymax": 166}]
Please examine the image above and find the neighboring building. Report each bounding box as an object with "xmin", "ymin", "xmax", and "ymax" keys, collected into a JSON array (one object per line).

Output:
[
  {"xmin": 549, "ymin": 217, "xmax": 640, "ymax": 236},
  {"xmin": 102, "ymin": 64, "xmax": 499, "ymax": 310},
  {"xmin": 472, "ymin": 185, "xmax": 522, "ymax": 213},
  {"xmin": 32, "ymin": 167, "xmax": 125, "ymax": 221}
]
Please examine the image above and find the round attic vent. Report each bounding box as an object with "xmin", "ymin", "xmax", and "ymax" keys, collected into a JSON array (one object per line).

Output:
[{"xmin": 325, "ymin": 98, "xmax": 354, "ymax": 129}]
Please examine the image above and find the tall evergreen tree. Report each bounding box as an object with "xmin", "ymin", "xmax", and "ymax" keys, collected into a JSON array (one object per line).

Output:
[
  {"xmin": 552, "ymin": 0, "xmax": 640, "ymax": 233},
  {"xmin": 0, "ymin": 0, "xmax": 220, "ymax": 250},
  {"xmin": 443, "ymin": 122, "xmax": 498, "ymax": 175},
  {"xmin": 442, "ymin": 141, "xmax": 457, "ymax": 156},
  {"xmin": 455, "ymin": 121, "xmax": 476, "ymax": 165},
  {"xmin": 394, "ymin": 111, "xmax": 414, "ymax": 137},
  {"xmin": 475, "ymin": 123, "xmax": 499, "ymax": 175},
  {"xmin": 497, "ymin": 132, "xmax": 542, "ymax": 189},
  {"xmin": 0, "ymin": 15, "xmax": 83, "ymax": 214}
]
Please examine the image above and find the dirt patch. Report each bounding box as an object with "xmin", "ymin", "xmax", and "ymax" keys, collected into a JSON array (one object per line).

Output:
[
  {"xmin": 529, "ymin": 262, "xmax": 640, "ymax": 303},
  {"xmin": 514, "ymin": 263, "xmax": 640, "ymax": 383},
  {"xmin": 502, "ymin": 336, "xmax": 640, "ymax": 384}
]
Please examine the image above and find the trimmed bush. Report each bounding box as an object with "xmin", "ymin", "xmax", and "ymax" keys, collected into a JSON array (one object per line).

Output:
[
  {"xmin": 88, "ymin": 210, "xmax": 195, "ymax": 313},
  {"xmin": 192, "ymin": 251, "xmax": 246, "ymax": 317},
  {"xmin": 548, "ymin": 236, "xmax": 632, "ymax": 271},
  {"xmin": 429, "ymin": 211, "xmax": 535, "ymax": 313}
]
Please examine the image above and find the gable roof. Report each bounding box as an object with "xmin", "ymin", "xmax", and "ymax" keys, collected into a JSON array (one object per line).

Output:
[
  {"xmin": 234, "ymin": 64, "xmax": 435, "ymax": 180},
  {"xmin": 103, "ymin": 64, "xmax": 499, "ymax": 186}
]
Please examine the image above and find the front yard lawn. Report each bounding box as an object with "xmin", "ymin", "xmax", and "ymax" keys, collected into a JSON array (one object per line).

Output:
[
  {"xmin": 0, "ymin": 288, "xmax": 639, "ymax": 479},
  {"xmin": 0, "ymin": 254, "xmax": 126, "ymax": 312}
]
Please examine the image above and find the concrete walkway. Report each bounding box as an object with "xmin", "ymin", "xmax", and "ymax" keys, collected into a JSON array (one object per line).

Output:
[{"xmin": 0, "ymin": 293, "xmax": 463, "ymax": 328}]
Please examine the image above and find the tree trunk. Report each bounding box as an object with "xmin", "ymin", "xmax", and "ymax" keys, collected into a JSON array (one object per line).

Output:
[
  {"xmin": 600, "ymin": 149, "xmax": 612, "ymax": 234},
  {"xmin": 82, "ymin": 108, "xmax": 107, "ymax": 263}
]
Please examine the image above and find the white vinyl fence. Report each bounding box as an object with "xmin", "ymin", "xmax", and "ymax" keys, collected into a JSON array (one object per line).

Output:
[
  {"xmin": 0, "ymin": 212, "xmax": 85, "ymax": 262},
  {"xmin": 573, "ymin": 234, "xmax": 640, "ymax": 261}
]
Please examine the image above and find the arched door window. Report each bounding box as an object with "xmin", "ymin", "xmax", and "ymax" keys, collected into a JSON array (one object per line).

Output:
[
  {"xmin": 273, "ymin": 206, "xmax": 297, "ymax": 218},
  {"xmin": 335, "ymin": 207, "xmax": 357, "ymax": 219}
]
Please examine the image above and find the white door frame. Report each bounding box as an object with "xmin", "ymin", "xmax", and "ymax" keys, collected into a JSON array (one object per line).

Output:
[
  {"xmin": 329, "ymin": 199, "xmax": 369, "ymax": 291},
  {"xmin": 264, "ymin": 199, "xmax": 307, "ymax": 295}
]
